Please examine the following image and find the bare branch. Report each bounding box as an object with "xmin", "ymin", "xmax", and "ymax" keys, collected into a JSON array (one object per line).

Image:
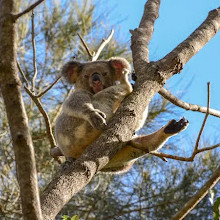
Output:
[
  {"xmin": 36, "ymin": 76, "xmax": 61, "ymax": 98},
  {"xmin": 171, "ymin": 165, "xmax": 220, "ymax": 220},
  {"xmin": 78, "ymin": 29, "xmax": 115, "ymax": 61},
  {"xmin": 24, "ymin": 86, "xmax": 56, "ymax": 150},
  {"xmin": 17, "ymin": 60, "xmax": 29, "ymax": 87},
  {"xmin": 158, "ymin": 7, "xmax": 220, "ymax": 77},
  {"xmin": 193, "ymin": 82, "xmax": 210, "ymax": 154},
  {"xmin": 31, "ymin": 11, "xmax": 38, "ymax": 92},
  {"xmin": 13, "ymin": 0, "xmax": 44, "ymax": 20},
  {"xmin": 159, "ymin": 87, "xmax": 220, "ymax": 118},
  {"xmin": 77, "ymin": 33, "xmax": 94, "ymax": 59},
  {"xmin": 149, "ymin": 141, "xmax": 220, "ymax": 162},
  {"xmin": 131, "ymin": 0, "xmax": 161, "ymax": 71},
  {"xmin": 92, "ymin": 29, "xmax": 114, "ymax": 61}
]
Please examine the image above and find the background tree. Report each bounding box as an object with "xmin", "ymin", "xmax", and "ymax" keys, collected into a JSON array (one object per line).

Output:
[{"xmin": 0, "ymin": 0, "xmax": 219, "ymax": 219}]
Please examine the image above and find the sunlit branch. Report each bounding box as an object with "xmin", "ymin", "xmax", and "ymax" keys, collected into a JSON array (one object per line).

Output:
[
  {"xmin": 31, "ymin": 11, "xmax": 38, "ymax": 92},
  {"xmin": 92, "ymin": 29, "xmax": 114, "ymax": 61},
  {"xmin": 159, "ymin": 87, "xmax": 220, "ymax": 118},
  {"xmin": 13, "ymin": 0, "xmax": 44, "ymax": 20}
]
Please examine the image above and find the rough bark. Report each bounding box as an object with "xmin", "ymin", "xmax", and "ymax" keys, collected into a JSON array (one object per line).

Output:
[
  {"xmin": 40, "ymin": 2, "xmax": 220, "ymax": 219},
  {"xmin": 0, "ymin": 1, "xmax": 42, "ymax": 219},
  {"xmin": 171, "ymin": 165, "xmax": 220, "ymax": 220}
]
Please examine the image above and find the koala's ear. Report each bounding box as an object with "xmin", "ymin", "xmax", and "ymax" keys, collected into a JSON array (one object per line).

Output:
[
  {"xmin": 61, "ymin": 61, "xmax": 82, "ymax": 84},
  {"xmin": 108, "ymin": 57, "xmax": 131, "ymax": 80}
]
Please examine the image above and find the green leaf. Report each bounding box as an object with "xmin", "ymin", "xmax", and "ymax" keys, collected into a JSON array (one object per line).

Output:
[
  {"xmin": 71, "ymin": 215, "xmax": 79, "ymax": 220},
  {"xmin": 62, "ymin": 215, "xmax": 71, "ymax": 220},
  {"xmin": 213, "ymin": 197, "xmax": 220, "ymax": 220}
]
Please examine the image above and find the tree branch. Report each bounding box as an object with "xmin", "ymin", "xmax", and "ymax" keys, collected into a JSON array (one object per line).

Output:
[
  {"xmin": 13, "ymin": 0, "xmax": 44, "ymax": 20},
  {"xmin": 41, "ymin": 3, "xmax": 220, "ymax": 219},
  {"xmin": 78, "ymin": 29, "xmax": 115, "ymax": 61},
  {"xmin": 131, "ymin": 0, "xmax": 161, "ymax": 71},
  {"xmin": 193, "ymin": 82, "xmax": 210, "ymax": 154},
  {"xmin": 24, "ymin": 86, "xmax": 57, "ymax": 150},
  {"xmin": 36, "ymin": 76, "xmax": 61, "ymax": 98},
  {"xmin": 158, "ymin": 87, "xmax": 220, "ymax": 118},
  {"xmin": 171, "ymin": 165, "xmax": 220, "ymax": 220},
  {"xmin": 157, "ymin": 7, "xmax": 220, "ymax": 78},
  {"xmin": 31, "ymin": 10, "xmax": 38, "ymax": 92},
  {"xmin": 92, "ymin": 29, "xmax": 114, "ymax": 61}
]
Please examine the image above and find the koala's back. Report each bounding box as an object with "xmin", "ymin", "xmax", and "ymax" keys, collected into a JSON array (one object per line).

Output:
[{"xmin": 55, "ymin": 113, "xmax": 101, "ymax": 158}]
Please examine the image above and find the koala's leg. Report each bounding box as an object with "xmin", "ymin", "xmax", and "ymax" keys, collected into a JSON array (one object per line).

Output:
[
  {"xmin": 101, "ymin": 118, "xmax": 189, "ymax": 173},
  {"xmin": 131, "ymin": 118, "xmax": 189, "ymax": 152}
]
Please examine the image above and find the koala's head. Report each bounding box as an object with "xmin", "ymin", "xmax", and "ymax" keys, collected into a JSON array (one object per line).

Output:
[{"xmin": 61, "ymin": 57, "xmax": 131, "ymax": 94}]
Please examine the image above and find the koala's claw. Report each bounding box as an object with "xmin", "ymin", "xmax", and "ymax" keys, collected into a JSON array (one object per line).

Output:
[
  {"xmin": 164, "ymin": 117, "xmax": 189, "ymax": 134},
  {"xmin": 89, "ymin": 109, "xmax": 107, "ymax": 130}
]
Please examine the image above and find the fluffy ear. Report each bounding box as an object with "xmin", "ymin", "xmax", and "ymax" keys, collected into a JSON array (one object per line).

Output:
[
  {"xmin": 108, "ymin": 57, "xmax": 131, "ymax": 80},
  {"xmin": 61, "ymin": 61, "xmax": 82, "ymax": 84}
]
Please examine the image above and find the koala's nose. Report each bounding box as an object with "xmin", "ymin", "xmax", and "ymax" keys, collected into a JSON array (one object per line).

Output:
[{"xmin": 92, "ymin": 72, "xmax": 101, "ymax": 82}]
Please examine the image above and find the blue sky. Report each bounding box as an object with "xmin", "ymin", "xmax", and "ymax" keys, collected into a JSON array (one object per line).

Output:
[{"xmin": 101, "ymin": 0, "xmax": 220, "ymax": 146}]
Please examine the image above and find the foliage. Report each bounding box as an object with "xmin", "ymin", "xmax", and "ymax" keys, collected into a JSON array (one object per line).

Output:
[
  {"xmin": 62, "ymin": 214, "xmax": 79, "ymax": 220},
  {"xmin": 213, "ymin": 197, "xmax": 220, "ymax": 220}
]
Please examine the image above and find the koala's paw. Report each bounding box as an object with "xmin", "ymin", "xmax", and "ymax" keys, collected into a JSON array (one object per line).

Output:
[
  {"xmin": 61, "ymin": 157, "xmax": 76, "ymax": 171},
  {"xmin": 89, "ymin": 109, "xmax": 107, "ymax": 130},
  {"xmin": 164, "ymin": 117, "xmax": 189, "ymax": 135}
]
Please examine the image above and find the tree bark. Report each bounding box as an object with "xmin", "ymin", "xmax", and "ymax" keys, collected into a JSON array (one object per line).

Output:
[
  {"xmin": 171, "ymin": 165, "xmax": 220, "ymax": 220},
  {"xmin": 40, "ymin": 1, "xmax": 220, "ymax": 219},
  {"xmin": 0, "ymin": 1, "xmax": 42, "ymax": 219}
]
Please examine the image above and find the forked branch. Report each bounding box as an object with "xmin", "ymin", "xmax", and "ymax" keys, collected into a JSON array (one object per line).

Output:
[
  {"xmin": 150, "ymin": 82, "xmax": 220, "ymax": 162},
  {"xmin": 78, "ymin": 29, "xmax": 114, "ymax": 61},
  {"xmin": 13, "ymin": 0, "xmax": 45, "ymax": 20}
]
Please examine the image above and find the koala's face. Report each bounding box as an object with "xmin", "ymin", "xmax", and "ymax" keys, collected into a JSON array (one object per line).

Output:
[
  {"xmin": 76, "ymin": 62, "xmax": 114, "ymax": 94},
  {"xmin": 61, "ymin": 57, "xmax": 131, "ymax": 94}
]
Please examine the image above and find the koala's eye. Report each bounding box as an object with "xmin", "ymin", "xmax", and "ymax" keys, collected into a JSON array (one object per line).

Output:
[{"xmin": 102, "ymin": 72, "xmax": 108, "ymax": 76}]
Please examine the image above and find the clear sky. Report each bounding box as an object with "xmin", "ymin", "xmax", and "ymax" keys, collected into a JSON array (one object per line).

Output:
[{"xmin": 101, "ymin": 0, "xmax": 220, "ymax": 145}]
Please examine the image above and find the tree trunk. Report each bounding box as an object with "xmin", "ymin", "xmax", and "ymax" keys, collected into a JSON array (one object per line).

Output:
[{"xmin": 0, "ymin": 1, "xmax": 42, "ymax": 219}]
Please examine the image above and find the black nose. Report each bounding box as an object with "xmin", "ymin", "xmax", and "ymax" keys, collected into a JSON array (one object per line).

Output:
[{"xmin": 92, "ymin": 72, "xmax": 101, "ymax": 81}]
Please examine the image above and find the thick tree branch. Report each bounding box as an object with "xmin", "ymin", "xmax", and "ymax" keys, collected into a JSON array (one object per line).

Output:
[
  {"xmin": 41, "ymin": 2, "xmax": 220, "ymax": 219},
  {"xmin": 158, "ymin": 7, "xmax": 220, "ymax": 78},
  {"xmin": 159, "ymin": 87, "xmax": 220, "ymax": 118},
  {"xmin": 0, "ymin": 1, "xmax": 42, "ymax": 219},
  {"xmin": 131, "ymin": 0, "xmax": 161, "ymax": 71},
  {"xmin": 171, "ymin": 165, "xmax": 220, "ymax": 220},
  {"xmin": 13, "ymin": 0, "xmax": 44, "ymax": 20}
]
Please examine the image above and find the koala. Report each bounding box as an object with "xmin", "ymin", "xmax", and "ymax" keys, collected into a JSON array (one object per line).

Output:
[{"xmin": 53, "ymin": 57, "xmax": 189, "ymax": 173}]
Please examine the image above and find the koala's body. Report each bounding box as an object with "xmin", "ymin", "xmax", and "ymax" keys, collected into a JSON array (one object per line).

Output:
[{"xmin": 54, "ymin": 57, "xmax": 188, "ymax": 173}]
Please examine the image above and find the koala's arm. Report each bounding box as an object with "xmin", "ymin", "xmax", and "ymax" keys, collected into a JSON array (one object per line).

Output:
[{"xmin": 62, "ymin": 90, "xmax": 106, "ymax": 129}]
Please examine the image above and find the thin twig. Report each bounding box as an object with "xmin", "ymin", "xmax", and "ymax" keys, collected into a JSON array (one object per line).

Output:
[
  {"xmin": 13, "ymin": 0, "xmax": 44, "ymax": 20},
  {"xmin": 77, "ymin": 33, "xmax": 94, "ymax": 58},
  {"xmin": 149, "ymin": 141, "xmax": 220, "ymax": 162},
  {"xmin": 17, "ymin": 60, "xmax": 29, "ymax": 87},
  {"xmin": 78, "ymin": 29, "xmax": 114, "ymax": 62},
  {"xmin": 37, "ymin": 76, "xmax": 61, "ymax": 98},
  {"xmin": 92, "ymin": 29, "xmax": 114, "ymax": 61},
  {"xmin": 24, "ymin": 86, "xmax": 56, "ymax": 149},
  {"xmin": 193, "ymin": 82, "xmax": 210, "ymax": 155},
  {"xmin": 31, "ymin": 11, "xmax": 38, "ymax": 92},
  {"xmin": 158, "ymin": 87, "xmax": 220, "ymax": 118}
]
